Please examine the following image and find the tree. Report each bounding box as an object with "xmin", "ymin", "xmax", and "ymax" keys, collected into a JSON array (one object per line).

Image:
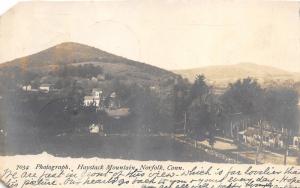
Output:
[
  {"xmin": 264, "ymin": 87, "xmax": 298, "ymax": 132},
  {"xmin": 23, "ymin": 71, "xmax": 39, "ymax": 85},
  {"xmin": 127, "ymin": 86, "xmax": 161, "ymax": 134},
  {"xmin": 221, "ymin": 78, "xmax": 264, "ymax": 136},
  {"xmin": 222, "ymin": 78, "xmax": 264, "ymax": 118},
  {"xmin": 185, "ymin": 75, "xmax": 221, "ymax": 142},
  {"xmin": 173, "ymin": 78, "xmax": 191, "ymax": 132},
  {"xmin": 189, "ymin": 75, "xmax": 209, "ymax": 102},
  {"xmin": 188, "ymin": 92, "xmax": 222, "ymax": 141},
  {"xmin": 53, "ymin": 64, "xmax": 103, "ymax": 79},
  {"xmin": 111, "ymin": 79, "xmax": 132, "ymax": 103},
  {"xmin": 208, "ymin": 131, "xmax": 216, "ymax": 149}
]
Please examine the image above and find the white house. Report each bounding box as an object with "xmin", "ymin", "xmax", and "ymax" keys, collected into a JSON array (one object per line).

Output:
[
  {"xmin": 89, "ymin": 124, "xmax": 100, "ymax": 134},
  {"xmin": 92, "ymin": 88, "xmax": 102, "ymax": 98},
  {"xmin": 22, "ymin": 85, "xmax": 32, "ymax": 91},
  {"xmin": 91, "ymin": 77, "xmax": 98, "ymax": 82},
  {"xmin": 0, "ymin": 129, "xmax": 6, "ymax": 136},
  {"xmin": 293, "ymin": 136, "xmax": 300, "ymax": 150},
  {"xmin": 84, "ymin": 88, "xmax": 102, "ymax": 107},
  {"xmin": 39, "ymin": 84, "xmax": 53, "ymax": 93},
  {"xmin": 84, "ymin": 96, "xmax": 100, "ymax": 107}
]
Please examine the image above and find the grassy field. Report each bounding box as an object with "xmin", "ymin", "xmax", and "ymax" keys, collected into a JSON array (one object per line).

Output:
[{"xmin": 0, "ymin": 134, "xmax": 225, "ymax": 162}]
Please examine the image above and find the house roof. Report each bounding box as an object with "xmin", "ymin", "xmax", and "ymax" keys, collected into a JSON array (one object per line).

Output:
[
  {"xmin": 110, "ymin": 92, "xmax": 117, "ymax": 98},
  {"xmin": 106, "ymin": 108, "xmax": 130, "ymax": 118},
  {"xmin": 92, "ymin": 88, "xmax": 102, "ymax": 92},
  {"xmin": 243, "ymin": 127, "xmax": 278, "ymax": 137},
  {"xmin": 244, "ymin": 127, "xmax": 259, "ymax": 137},
  {"xmin": 84, "ymin": 96, "xmax": 96, "ymax": 100},
  {"xmin": 40, "ymin": 84, "xmax": 52, "ymax": 87},
  {"xmin": 84, "ymin": 95, "xmax": 100, "ymax": 100}
]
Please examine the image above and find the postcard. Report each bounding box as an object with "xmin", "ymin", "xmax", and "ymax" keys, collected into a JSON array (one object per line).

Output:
[{"xmin": 0, "ymin": 1, "xmax": 300, "ymax": 187}]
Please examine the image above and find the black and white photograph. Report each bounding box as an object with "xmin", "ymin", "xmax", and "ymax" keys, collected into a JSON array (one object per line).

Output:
[{"xmin": 0, "ymin": 0, "xmax": 300, "ymax": 166}]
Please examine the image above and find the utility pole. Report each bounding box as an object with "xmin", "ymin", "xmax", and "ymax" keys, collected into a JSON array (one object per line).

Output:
[
  {"xmin": 184, "ymin": 111, "xmax": 187, "ymax": 136},
  {"xmin": 255, "ymin": 120, "xmax": 263, "ymax": 164},
  {"xmin": 284, "ymin": 128, "xmax": 290, "ymax": 165}
]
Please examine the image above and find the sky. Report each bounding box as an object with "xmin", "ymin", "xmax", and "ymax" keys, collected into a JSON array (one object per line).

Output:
[{"xmin": 0, "ymin": 0, "xmax": 300, "ymax": 71}]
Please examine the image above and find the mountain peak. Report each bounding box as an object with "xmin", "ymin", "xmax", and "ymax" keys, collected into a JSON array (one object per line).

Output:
[
  {"xmin": 0, "ymin": 42, "xmax": 116, "ymax": 68},
  {"xmin": 53, "ymin": 42, "xmax": 97, "ymax": 49},
  {"xmin": 236, "ymin": 62, "xmax": 258, "ymax": 66},
  {"xmin": 50, "ymin": 41, "xmax": 110, "ymax": 56}
]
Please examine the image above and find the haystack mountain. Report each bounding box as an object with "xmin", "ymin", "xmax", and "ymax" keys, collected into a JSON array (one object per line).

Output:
[{"xmin": 0, "ymin": 42, "xmax": 177, "ymax": 86}]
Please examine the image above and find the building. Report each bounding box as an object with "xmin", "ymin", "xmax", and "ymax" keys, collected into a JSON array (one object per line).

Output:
[
  {"xmin": 92, "ymin": 88, "xmax": 102, "ymax": 98},
  {"xmin": 83, "ymin": 88, "xmax": 102, "ymax": 107},
  {"xmin": 106, "ymin": 92, "xmax": 121, "ymax": 109},
  {"xmin": 0, "ymin": 129, "xmax": 6, "ymax": 137},
  {"xmin": 22, "ymin": 85, "xmax": 32, "ymax": 91},
  {"xmin": 84, "ymin": 96, "xmax": 101, "ymax": 107},
  {"xmin": 97, "ymin": 74, "xmax": 105, "ymax": 81},
  {"xmin": 105, "ymin": 108, "xmax": 130, "ymax": 119},
  {"xmin": 211, "ymin": 87, "xmax": 227, "ymax": 96},
  {"xmin": 239, "ymin": 126, "xmax": 285, "ymax": 149},
  {"xmin": 293, "ymin": 136, "xmax": 300, "ymax": 150},
  {"xmin": 89, "ymin": 123, "xmax": 104, "ymax": 134},
  {"xmin": 91, "ymin": 77, "xmax": 98, "ymax": 82},
  {"xmin": 39, "ymin": 84, "xmax": 53, "ymax": 93}
]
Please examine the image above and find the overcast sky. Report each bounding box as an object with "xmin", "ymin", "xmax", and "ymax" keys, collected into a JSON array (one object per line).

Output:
[{"xmin": 0, "ymin": 1, "xmax": 300, "ymax": 71}]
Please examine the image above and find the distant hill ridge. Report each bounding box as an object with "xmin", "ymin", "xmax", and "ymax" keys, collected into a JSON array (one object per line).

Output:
[{"xmin": 173, "ymin": 63, "xmax": 300, "ymax": 86}]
